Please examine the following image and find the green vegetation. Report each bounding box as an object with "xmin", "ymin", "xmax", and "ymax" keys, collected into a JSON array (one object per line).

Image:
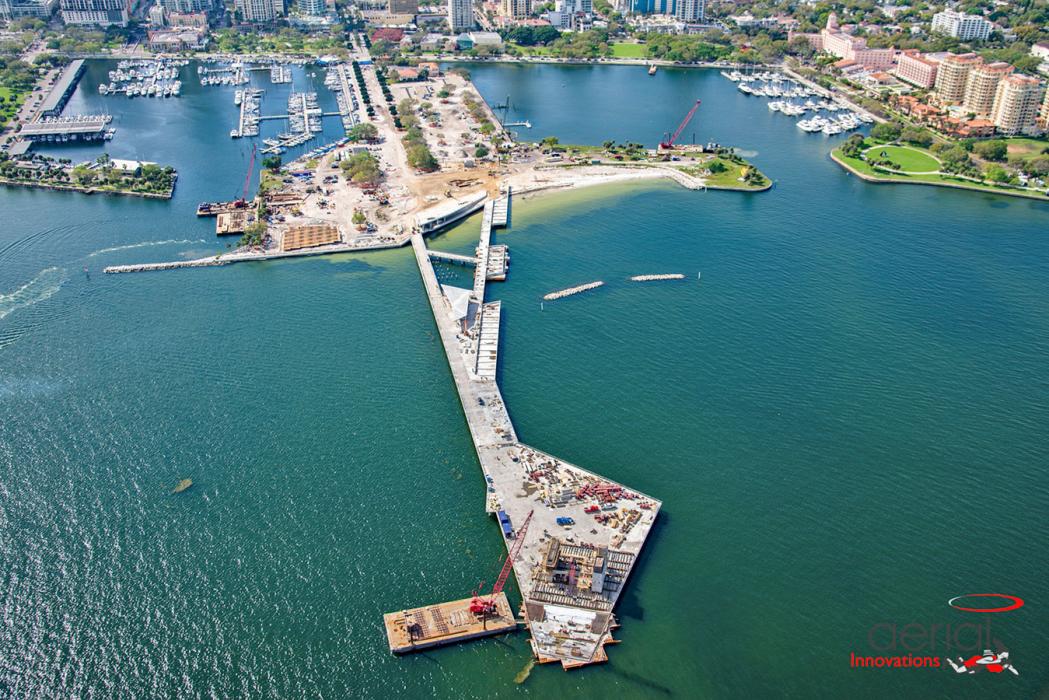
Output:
[
  {"xmin": 339, "ymin": 150, "xmax": 382, "ymax": 186},
  {"xmin": 865, "ymin": 145, "xmax": 941, "ymax": 173},
  {"xmin": 0, "ymin": 153, "xmax": 177, "ymax": 197},
  {"xmin": 262, "ymin": 155, "xmax": 282, "ymax": 172},
  {"xmin": 643, "ymin": 34, "xmax": 732, "ymax": 63},
  {"xmin": 0, "ymin": 58, "xmax": 38, "ymax": 127},
  {"xmin": 0, "ymin": 85, "xmax": 26, "ymax": 127},
  {"xmin": 680, "ymin": 154, "xmax": 769, "ymax": 189},
  {"xmin": 500, "ymin": 25, "xmax": 561, "ymax": 47},
  {"xmin": 402, "ymin": 123, "xmax": 438, "ymax": 172},
  {"xmin": 611, "ymin": 42, "xmax": 648, "ymax": 59},
  {"xmin": 238, "ymin": 220, "xmax": 267, "ymax": 248},
  {"xmin": 833, "ymin": 139, "xmax": 1049, "ymax": 199},
  {"xmin": 461, "ymin": 91, "xmax": 495, "ymax": 136},
  {"xmin": 348, "ymin": 122, "xmax": 378, "ymax": 142},
  {"xmin": 213, "ymin": 26, "xmax": 350, "ymax": 56}
]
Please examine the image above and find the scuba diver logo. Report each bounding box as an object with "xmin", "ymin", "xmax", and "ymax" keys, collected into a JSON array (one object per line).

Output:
[{"xmin": 946, "ymin": 594, "xmax": 1024, "ymax": 677}]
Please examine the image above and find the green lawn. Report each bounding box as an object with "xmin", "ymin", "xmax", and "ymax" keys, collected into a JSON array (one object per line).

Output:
[
  {"xmin": 508, "ymin": 42, "xmax": 553, "ymax": 56},
  {"xmin": 0, "ymin": 86, "xmax": 26, "ymax": 127},
  {"xmin": 1004, "ymin": 137, "xmax": 1049, "ymax": 158},
  {"xmin": 678, "ymin": 156, "xmax": 768, "ymax": 189},
  {"xmin": 833, "ymin": 148, "xmax": 1049, "ymax": 199},
  {"xmin": 865, "ymin": 145, "xmax": 940, "ymax": 173},
  {"xmin": 611, "ymin": 42, "xmax": 647, "ymax": 59}
]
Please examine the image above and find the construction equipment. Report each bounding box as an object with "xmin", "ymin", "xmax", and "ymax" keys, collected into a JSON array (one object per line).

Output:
[
  {"xmin": 234, "ymin": 144, "xmax": 257, "ymax": 207},
  {"xmin": 470, "ymin": 510, "xmax": 534, "ymax": 616},
  {"xmin": 659, "ymin": 99, "xmax": 701, "ymax": 150}
]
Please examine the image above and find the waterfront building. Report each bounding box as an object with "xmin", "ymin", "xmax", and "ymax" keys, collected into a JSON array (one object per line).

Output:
[
  {"xmin": 963, "ymin": 62, "xmax": 1012, "ymax": 116},
  {"xmin": 729, "ymin": 12, "xmax": 776, "ymax": 29},
  {"xmin": 146, "ymin": 1, "xmax": 163, "ymax": 23},
  {"xmin": 447, "ymin": 0, "xmax": 472, "ymax": 31},
  {"xmin": 500, "ymin": 0, "xmax": 529, "ymax": 19},
  {"xmin": 931, "ymin": 10, "xmax": 992, "ymax": 41},
  {"xmin": 933, "ymin": 52, "xmax": 982, "ymax": 104},
  {"xmin": 147, "ymin": 26, "xmax": 208, "ymax": 49},
  {"xmin": 236, "ymin": 0, "xmax": 283, "ymax": 22},
  {"xmin": 168, "ymin": 9, "xmax": 206, "ymax": 25},
  {"xmin": 990, "ymin": 74, "xmax": 1046, "ymax": 135},
  {"xmin": 388, "ymin": 0, "xmax": 416, "ymax": 14},
  {"xmin": 674, "ymin": 0, "xmax": 701, "ymax": 22},
  {"xmin": 60, "ymin": 0, "xmax": 128, "ymax": 26},
  {"xmin": 893, "ymin": 49, "xmax": 940, "ymax": 89},
  {"xmin": 468, "ymin": 31, "xmax": 503, "ymax": 48},
  {"xmin": 800, "ymin": 14, "xmax": 896, "ymax": 70},
  {"xmin": 162, "ymin": 0, "xmax": 209, "ymax": 12},
  {"xmin": 297, "ymin": 0, "xmax": 325, "ymax": 14},
  {"xmin": 0, "ymin": 0, "xmax": 56, "ymax": 20}
]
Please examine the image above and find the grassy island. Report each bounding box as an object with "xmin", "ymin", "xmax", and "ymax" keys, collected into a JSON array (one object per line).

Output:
[
  {"xmin": 832, "ymin": 134, "xmax": 1049, "ymax": 201},
  {"xmin": 539, "ymin": 139, "xmax": 770, "ymax": 192},
  {"xmin": 0, "ymin": 153, "xmax": 177, "ymax": 198}
]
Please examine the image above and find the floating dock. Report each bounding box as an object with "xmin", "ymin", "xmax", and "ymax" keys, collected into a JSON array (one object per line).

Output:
[{"xmin": 383, "ymin": 593, "xmax": 517, "ymax": 654}]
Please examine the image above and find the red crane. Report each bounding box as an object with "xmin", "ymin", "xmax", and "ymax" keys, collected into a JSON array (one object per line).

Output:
[
  {"xmin": 470, "ymin": 510, "xmax": 534, "ymax": 616},
  {"xmin": 660, "ymin": 99, "xmax": 701, "ymax": 150},
  {"xmin": 235, "ymin": 144, "xmax": 257, "ymax": 207}
]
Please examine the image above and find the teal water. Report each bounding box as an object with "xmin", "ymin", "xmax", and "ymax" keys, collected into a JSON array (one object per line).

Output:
[{"xmin": 2, "ymin": 62, "xmax": 1048, "ymax": 698}]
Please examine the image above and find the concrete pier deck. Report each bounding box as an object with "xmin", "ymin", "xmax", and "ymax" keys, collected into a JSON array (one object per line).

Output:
[{"xmin": 410, "ymin": 194, "xmax": 660, "ymax": 669}]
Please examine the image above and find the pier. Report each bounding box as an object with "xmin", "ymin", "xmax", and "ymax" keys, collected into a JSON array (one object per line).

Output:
[
  {"xmin": 19, "ymin": 115, "xmax": 113, "ymax": 144},
  {"xmin": 39, "ymin": 59, "xmax": 85, "ymax": 117},
  {"xmin": 428, "ymin": 250, "xmax": 477, "ymax": 265},
  {"xmin": 408, "ymin": 193, "xmax": 661, "ymax": 669}
]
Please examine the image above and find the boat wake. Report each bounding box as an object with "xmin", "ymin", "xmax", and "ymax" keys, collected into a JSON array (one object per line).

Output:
[
  {"xmin": 87, "ymin": 239, "xmax": 206, "ymax": 257},
  {"xmin": 0, "ymin": 267, "xmax": 67, "ymax": 321}
]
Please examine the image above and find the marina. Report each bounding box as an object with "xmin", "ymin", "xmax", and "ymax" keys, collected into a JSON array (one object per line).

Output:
[
  {"xmin": 721, "ymin": 69, "xmax": 873, "ymax": 135},
  {"xmin": 98, "ymin": 59, "xmax": 185, "ymax": 98},
  {"xmin": 231, "ymin": 89, "xmax": 263, "ymax": 138},
  {"xmin": 198, "ymin": 62, "xmax": 250, "ymax": 87}
]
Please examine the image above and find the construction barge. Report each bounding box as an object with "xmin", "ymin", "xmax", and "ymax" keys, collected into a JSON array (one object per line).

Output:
[
  {"xmin": 383, "ymin": 593, "xmax": 517, "ymax": 654},
  {"xmin": 196, "ymin": 200, "xmax": 252, "ymax": 217}
]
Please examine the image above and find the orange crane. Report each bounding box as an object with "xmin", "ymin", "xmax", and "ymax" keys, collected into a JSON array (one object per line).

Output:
[
  {"xmin": 660, "ymin": 99, "xmax": 701, "ymax": 150},
  {"xmin": 470, "ymin": 510, "xmax": 534, "ymax": 616}
]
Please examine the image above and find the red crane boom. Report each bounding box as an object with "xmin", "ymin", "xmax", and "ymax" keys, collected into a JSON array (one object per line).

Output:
[
  {"xmin": 238, "ymin": 144, "xmax": 257, "ymax": 205},
  {"xmin": 471, "ymin": 510, "xmax": 534, "ymax": 615},
  {"xmin": 660, "ymin": 99, "xmax": 701, "ymax": 150}
]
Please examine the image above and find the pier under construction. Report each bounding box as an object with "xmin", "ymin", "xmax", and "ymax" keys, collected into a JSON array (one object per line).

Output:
[{"xmin": 394, "ymin": 191, "xmax": 661, "ymax": 668}]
